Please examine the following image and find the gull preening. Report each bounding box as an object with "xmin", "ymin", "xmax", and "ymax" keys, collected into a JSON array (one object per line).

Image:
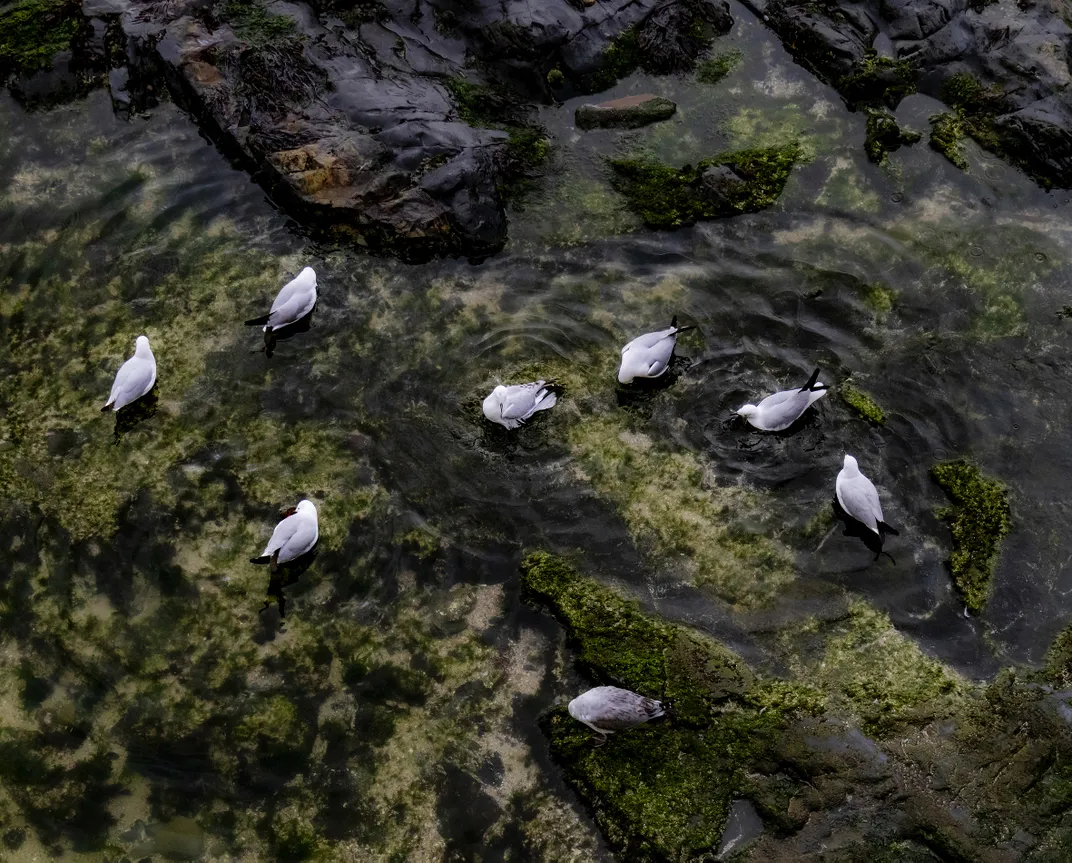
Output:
[
  {"xmin": 736, "ymin": 367, "xmax": 828, "ymax": 431},
  {"xmin": 482, "ymin": 380, "xmax": 559, "ymax": 430},
  {"xmin": 568, "ymin": 686, "xmax": 666, "ymax": 744},
  {"xmin": 618, "ymin": 316, "xmax": 694, "ymax": 384},
  {"xmin": 101, "ymin": 335, "xmax": 157, "ymax": 412},
  {"xmin": 245, "ymin": 266, "xmax": 317, "ymax": 334},
  {"xmin": 250, "ymin": 500, "xmax": 319, "ymax": 568},
  {"xmin": 836, "ymin": 454, "xmax": 899, "ymax": 546}
]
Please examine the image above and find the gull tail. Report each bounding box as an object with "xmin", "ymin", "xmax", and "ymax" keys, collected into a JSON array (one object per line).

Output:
[
  {"xmin": 101, "ymin": 402, "xmax": 114, "ymax": 412},
  {"xmin": 670, "ymin": 315, "xmax": 695, "ymax": 334},
  {"xmin": 245, "ymin": 313, "xmax": 270, "ymax": 326},
  {"xmin": 799, "ymin": 367, "xmax": 824, "ymax": 392},
  {"xmin": 250, "ymin": 555, "xmax": 271, "ymax": 565},
  {"xmin": 879, "ymin": 521, "xmax": 900, "ymax": 538}
]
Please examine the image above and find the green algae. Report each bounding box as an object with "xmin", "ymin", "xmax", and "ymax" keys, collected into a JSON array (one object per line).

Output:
[
  {"xmin": 695, "ymin": 48, "xmax": 742, "ymax": 85},
  {"xmin": 522, "ymin": 552, "xmax": 781, "ymax": 860},
  {"xmin": 929, "ymin": 112, "xmax": 968, "ymax": 169},
  {"xmin": 608, "ymin": 144, "xmax": 802, "ymax": 229},
  {"xmin": 840, "ymin": 382, "xmax": 887, "ymax": 424},
  {"xmin": 587, "ymin": 28, "xmax": 642, "ymax": 93},
  {"xmin": 815, "ymin": 157, "xmax": 880, "ymax": 212},
  {"xmin": 0, "ymin": 0, "xmax": 80, "ymax": 77},
  {"xmin": 838, "ymin": 53, "xmax": 917, "ymax": 109},
  {"xmin": 1044, "ymin": 624, "xmax": 1072, "ymax": 688},
  {"xmin": 864, "ymin": 108, "xmax": 921, "ymax": 164},
  {"xmin": 863, "ymin": 281, "xmax": 897, "ymax": 315},
  {"xmin": 931, "ymin": 460, "xmax": 1011, "ymax": 613},
  {"xmin": 566, "ymin": 416, "xmax": 796, "ymax": 608}
]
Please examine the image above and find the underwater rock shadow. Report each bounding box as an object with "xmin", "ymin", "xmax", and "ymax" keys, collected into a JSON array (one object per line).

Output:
[{"xmin": 112, "ymin": 386, "xmax": 159, "ymax": 444}]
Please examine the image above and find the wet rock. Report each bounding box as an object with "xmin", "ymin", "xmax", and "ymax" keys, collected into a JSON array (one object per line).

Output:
[
  {"xmin": 575, "ymin": 94, "xmax": 676, "ymax": 130},
  {"xmin": 739, "ymin": 0, "xmax": 1072, "ymax": 187},
  {"xmin": 609, "ymin": 144, "xmax": 801, "ymax": 228},
  {"xmin": 525, "ymin": 552, "xmax": 1072, "ymax": 861},
  {"xmin": 864, "ymin": 107, "xmax": 922, "ymax": 163},
  {"xmin": 8, "ymin": 0, "xmax": 735, "ymax": 259}
]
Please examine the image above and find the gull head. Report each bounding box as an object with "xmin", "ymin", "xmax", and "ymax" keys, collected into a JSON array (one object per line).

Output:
[
  {"xmin": 298, "ymin": 266, "xmax": 317, "ymax": 286},
  {"xmin": 736, "ymin": 404, "xmax": 758, "ymax": 419},
  {"xmin": 135, "ymin": 335, "xmax": 152, "ymax": 356},
  {"xmin": 482, "ymin": 386, "xmax": 506, "ymax": 422},
  {"xmin": 567, "ymin": 696, "xmax": 582, "ymax": 722},
  {"xmin": 842, "ymin": 454, "xmax": 860, "ymax": 474},
  {"xmin": 296, "ymin": 499, "xmax": 317, "ymax": 517},
  {"xmin": 617, "ymin": 361, "xmax": 638, "ymax": 385}
]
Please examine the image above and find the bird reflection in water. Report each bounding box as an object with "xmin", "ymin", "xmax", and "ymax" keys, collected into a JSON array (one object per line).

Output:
[
  {"xmin": 831, "ymin": 497, "xmax": 896, "ymax": 564},
  {"xmin": 259, "ymin": 545, "xmax": 319, "ymax": 623},
  {"xmin": 260, "ymin": 312, "xmax": 314, "ymax": 359}
]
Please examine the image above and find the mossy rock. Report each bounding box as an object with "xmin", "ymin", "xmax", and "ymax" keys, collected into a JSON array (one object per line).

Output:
[
  {"xmin": 608, "ymin": 144, "xmax": 801, "ymax": 229},
  {"xmin": 930, "ymin": 460, "xmax": 1010, "ymax": 613},
  {"xmin": 864, "ymin": 109, "xmax": 921, "ymax": 164},
  {"xmin": 929, "ymin": 112, "xmax": 968, "ymax": 169},
  {"xmin": 839, "ymin": 382, "xmax": 886, "ymax": 424},
  {"xmin": 521, "ymin": 552, "xmax": 752, "ymax": 723},
  {"xmin": 524, "ymin": 552, "xmax": 794, "ymax": 861},
  {"xmin": 541, "ymin": 709, "xmax": 737, "ymax": 862},
  {"xmin": 0, "ymin": 0, "xmax": 82, "ymax": 77},
  {"xmin": 838, "ymin": 53, "xmax": 917, "ymax": 109}
]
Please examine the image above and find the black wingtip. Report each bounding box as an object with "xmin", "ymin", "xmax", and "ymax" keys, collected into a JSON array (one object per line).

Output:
[
  {"xmin": 101, "ymin": 403, "xmax": 111, "ymax": 412},
  {"xmin": 879, "ymin": 521, "xmax": 900, "ymax": 537},
  {"xmin": 671, "ymin": 315, "xmax": 678, "ymax": 328},
  {"xmin": 245, "ymin": 314, "xmax": 270, "ymax": 326},
  {"xmin": 799, "ymin": 367, "xmax": 821, "ymax": 392},
  {"xmin": 250, "ymin": 555, "xmax": 270, "ymax": 565}
]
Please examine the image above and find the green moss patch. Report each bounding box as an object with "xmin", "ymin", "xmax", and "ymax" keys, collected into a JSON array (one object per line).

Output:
[
  {"xmin": 930, "ymin": 460, "xmax": 1011, "ymax": 613},
  {"xmin": 927, "ymin": 74, "xmax": 1012, "ymax": 172},
  {"xmin": 523, "ymin": 552, "xmax": 792, "ymax": 860},
  {"xmin": 608, "ymin": 144, "xmax": 801, "ymax": 228},
  {"xmin": 696, "ymin": 49, "xmax": 742, "ymax": 85},
  {"xmin": 222, "ymin": 0, "xmax": 297, "ymax": 46},
  {"xmin": 0, "ymin": 0, "xmax": 81, "ymax": 76},
  {"xmin": 566, "ymin": 417, "xmax": 796, "ymax": 607},
  {"xmin": 838, "ymin": 53, "xmax": 917, "ymax": 109},
  {"xmin": 840, "ymin": 382, "xmax": 887, "ymax": 424},
  {"xmin": 929, "ymin": 112, "xmax": 968, "ymax": 169},
  {"xmin": 864, "ymin": 108, "xmax": 921, "ymax": 164}
]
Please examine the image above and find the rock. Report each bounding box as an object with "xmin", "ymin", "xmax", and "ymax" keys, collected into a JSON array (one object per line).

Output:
[
  {"xmin": 609, "ymin": 144, "xmax": 801, "ymax": 228},
  {"xmin": 864, "ymin": 108, "xmax": 922, "ymax": 163},
  {"xmin": 739, "ymin": 0, "xmax": 1072, "ymax": 187},
  {"xmin": 0, "ymin": 0, "xmax": 738, "ymax": 258},
  {"xmin": 575, "ymin": 94, "xmax": 676, "ymax": 130}
]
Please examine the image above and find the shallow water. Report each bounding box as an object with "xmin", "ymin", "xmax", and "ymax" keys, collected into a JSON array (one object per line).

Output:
[{"xmin": 4, "ymin": 0, "xmax": 1072, "ymax": 857}]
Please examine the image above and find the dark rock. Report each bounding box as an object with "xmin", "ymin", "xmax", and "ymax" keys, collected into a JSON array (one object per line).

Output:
[
  {"xmin": 740, "ymin": 0, "xmax": 1072, "ymax": 187},
  {"xmin": 5, "ymin": 0, "xmax": 736, "ymax": 258},
  {"xmin": 575, "ymin": 93, "xmax": 676, "ymax": 130}
]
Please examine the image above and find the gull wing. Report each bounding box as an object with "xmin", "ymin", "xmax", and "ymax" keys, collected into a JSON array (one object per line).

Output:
[
  {"xmin": 838, "ymin": 474, "xmax": 884, "ymax": 531},
  {"xmin": 109, "ymin": 357, "xmax": 155, "ymax": 409}
]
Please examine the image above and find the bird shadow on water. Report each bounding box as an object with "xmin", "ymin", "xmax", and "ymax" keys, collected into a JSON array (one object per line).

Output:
[
  {"xmin": 615, "ymin": 355, "xmax": 692, "ymax": 413},
  {"xmin": 255, "ymin": 311, "xmax": 314, "ymax": 359},
  {"xmin": 830, "ymin": 497, "xmax": 895, "ymax": 563},
  {"xmin": 112, "ymin": 387, "xmax": 159, "ymax": 445},
  {"xmin": 257, "ymin": 545, "xmax": 320, "ymax": 629}
]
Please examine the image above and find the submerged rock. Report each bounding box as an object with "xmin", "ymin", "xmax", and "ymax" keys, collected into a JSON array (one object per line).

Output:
[
  {"xmin": 609, "ymin": 144, "xmax": 801, "ymax": 228},
  {"xmin": 864, "ymin": 107, "xmax": 921, "ymax": 163},
  {"xmin": 575, "ymin": 94, "xmax": 676, "ymax": 130},
  {"xmin": 931, "ymin": 459, "xmax": 1011, "ymax": 613},
  {"xmin": 524, "ymin": 552, "xmax": 1072, "ymax": 861},
  {"xmin": 740, "ymin": 0, "xmax": 1072, "ymax": 186}
]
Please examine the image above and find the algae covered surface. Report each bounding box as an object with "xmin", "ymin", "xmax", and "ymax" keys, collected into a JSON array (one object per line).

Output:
[{"xmin": 5, "ymin": 2, "xmax": 1072, "ymax": 859}]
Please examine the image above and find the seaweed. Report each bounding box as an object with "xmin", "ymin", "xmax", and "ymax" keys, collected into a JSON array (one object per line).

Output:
[
  {"xmin": 931, "ymin": 460, "xmax": 1011, "ymax": 613},
  {"xmin": 839, "ymin": 382, "xmax": 887, "ymax": 424}
]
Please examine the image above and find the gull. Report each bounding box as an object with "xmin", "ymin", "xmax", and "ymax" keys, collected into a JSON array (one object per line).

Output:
[
  {"xmin": 836, "ymin": 455, "xmax": 899, "ymax": 546},
  {"xmin": 245, "ymin": 267, "xmax": 317, "ymax": 334},
  {"xmin": 736, "ymin": 367, "xmax": 828, "ymax": 431},
  {"xmin": 101, "ymin": 336, "xmax": 156, "ymax": 412},
  {"xmin": 618, "ymin": 316, "xmax": 694, "ymax": 384},
  {"xmin": 250, "ymin": 500, "xmax": 319, "ymax": 568},
  {"xmin": 482, "ymin": 380, "xmax": 558, "ymax": 430},
  {"xmin": 568, "ymin": 686, "xmax": 666, "ymax": 745}
]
